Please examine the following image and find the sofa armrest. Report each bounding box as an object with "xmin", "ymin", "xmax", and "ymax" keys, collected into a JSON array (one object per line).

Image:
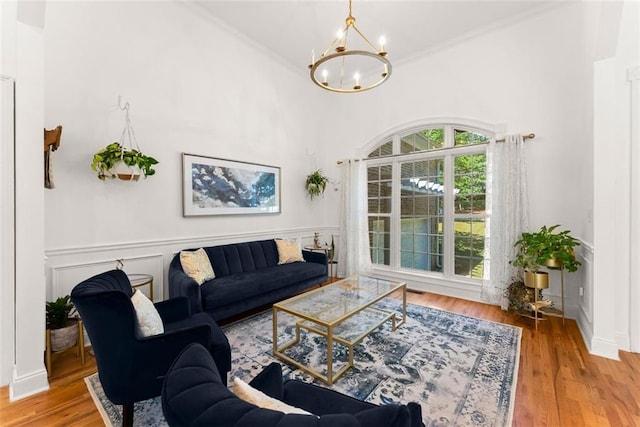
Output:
[
  {"xmin": 302, "ymin": 250, "xmax": 328, "ymax": 267},
  {"xmin": 283, "ymin": 380, "xmax": 377, "ymax": 415},
  {"xmin": 155, "ymin": 296, "xmax": 191, "ymax": 324},
  {"xmin": 168, "ymin": 255, "xmax": 203, "ymax": 314},
  {"xmin": 132, "ymin": 324, "xmax": 213, "ymax": 385},
  {"xmin": 248, "ymin": 362, "xmax": 284, "ymax": 400}
]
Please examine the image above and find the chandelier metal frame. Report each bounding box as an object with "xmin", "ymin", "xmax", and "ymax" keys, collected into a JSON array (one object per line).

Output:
[{"xmin": 308, "ymin": 0, "xmax": 391, "ymax": 93}]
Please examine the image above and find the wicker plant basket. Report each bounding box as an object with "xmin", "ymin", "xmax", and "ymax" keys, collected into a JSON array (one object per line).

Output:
[{"xmin": 50, "ymin": 320, "xmax": 78, "ymax": 352}]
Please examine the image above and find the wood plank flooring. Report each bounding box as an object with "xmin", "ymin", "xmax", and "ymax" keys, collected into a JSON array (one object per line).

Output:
[{"xmin": 1, "ymin": 289, "xmax": 639, "ymax": 426}]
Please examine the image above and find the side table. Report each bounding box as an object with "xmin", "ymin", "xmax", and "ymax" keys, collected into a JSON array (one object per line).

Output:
[
  {"xmin": 304, "ymin": 245, "xmax": 336, "ymax": 278},
  {"xmin": 128, "ymin": 273, "xmax": 154, "ymax": 301}
]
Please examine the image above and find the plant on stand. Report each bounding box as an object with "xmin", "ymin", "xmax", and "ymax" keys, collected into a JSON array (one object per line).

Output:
[
  {"xmin": 512, "ymin": 225, "xmax": 581, "ymax": 273},
  {"xmin": 46, "ymin": 295, "xmax": 78, "ymax": 352},
  {"xmin": 510, "ymin": 224, "xmax": 581, "ymax": 314}
]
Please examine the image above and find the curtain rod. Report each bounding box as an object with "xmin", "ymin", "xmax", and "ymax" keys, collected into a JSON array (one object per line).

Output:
[
  {"xmin": 497, "ymin": 133, "xmax": 535, "ymax": 142},
  {"xmin": 337, "ymin": 132, "xmax": 536, "ymax": 164}
]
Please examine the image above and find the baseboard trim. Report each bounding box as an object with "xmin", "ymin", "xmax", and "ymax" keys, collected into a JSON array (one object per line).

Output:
[
  {"xmin": 9, "ymin": 365, "xmax": 49, "ymax": 401},
  {"xmin": 589, "ymin": 336, "xmax": 620, "ymax": 360}
]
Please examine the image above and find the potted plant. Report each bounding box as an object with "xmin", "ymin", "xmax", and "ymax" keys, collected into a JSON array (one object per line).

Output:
[
  {"xmin": 46, "ymin": 295, "xmax": 79, "ymax": 352},
  {"xmin": 91, "ymin": 142, "xmax": 158, "ymax": 181},
  {"xmin": 511, "ymin": 225, "xmax": 581, "ymax": 289},
  {"xmin": 305, "ymin": 170, "xmax": 329, "ymax": 199}
]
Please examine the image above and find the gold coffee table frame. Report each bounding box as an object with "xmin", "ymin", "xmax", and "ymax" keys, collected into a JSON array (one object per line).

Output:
[{"xmin": 273, "ymin": 275, "xmax": 406, "ymax": 385}]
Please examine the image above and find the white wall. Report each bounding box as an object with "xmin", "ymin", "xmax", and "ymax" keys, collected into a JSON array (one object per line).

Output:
[
  {"xmin": 317, "ymin": 3, "xmax": 598, "ymax": 315},
  {"xmin": 42, "ymin": 1, "xmax": 337, "ymax": 300},
  {"xmin": 43, "ymin": 1, "xmax": 332, "ymax": 250},
  {"xmin": 591, "ymin": 1, "xmax": 639, "ymax": 359}
]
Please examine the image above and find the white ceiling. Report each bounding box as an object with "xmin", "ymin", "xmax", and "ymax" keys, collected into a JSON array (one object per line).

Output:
[{"xmin": 189, "ymin": 0, "xmax": 555, "ymax": 72}]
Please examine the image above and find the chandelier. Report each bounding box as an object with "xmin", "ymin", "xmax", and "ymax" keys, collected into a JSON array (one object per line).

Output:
[{"xmin": 308, "ymin": 0, "xmax": 391, "ymax": 93}]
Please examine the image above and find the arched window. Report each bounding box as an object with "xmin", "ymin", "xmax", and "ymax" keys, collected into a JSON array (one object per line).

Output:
[{"xmin": 366, "ymin": 123, "xmax": 491, "ymax": 281}]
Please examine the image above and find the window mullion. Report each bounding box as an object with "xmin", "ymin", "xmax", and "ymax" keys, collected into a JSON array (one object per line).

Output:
[
  {"xmin": 390, "ymin": 158, "xmax": 401, "ymax": 269},
  {"xmin": 443, "ymin": 153, "xmax": 455, "ymax": 279}
]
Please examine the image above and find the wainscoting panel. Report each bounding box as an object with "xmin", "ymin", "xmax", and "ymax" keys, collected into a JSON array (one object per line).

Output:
[
  {"xmin": 45, "ymin": 227, "xmax": 340, "ymax": 303},
  {"xmin": 576, "ymin": 241, "xmax": 594, "ymax": 353},
  {"xmin": 50, "ymin": 254, "xmax": 164, "ymax": 301}
]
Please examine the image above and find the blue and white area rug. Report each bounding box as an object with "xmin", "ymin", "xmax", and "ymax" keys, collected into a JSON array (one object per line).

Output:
[{"xmin": 85, "ymin": 300, "xmax": 521, "ymax": 426}]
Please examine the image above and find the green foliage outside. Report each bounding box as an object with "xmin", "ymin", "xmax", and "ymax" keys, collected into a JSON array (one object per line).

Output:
[{"xmin": 368, "ymin": 128, "xmax": 489, "ymax": 278}]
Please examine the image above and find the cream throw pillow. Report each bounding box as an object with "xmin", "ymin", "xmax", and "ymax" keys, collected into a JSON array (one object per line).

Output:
[
  {"xmin": 275, "ymin": 240, "xmax": 305, "ymax": 265},
  {"xmin": 130, "ymin": 289, "xmax": 164, "ymax": 338},
  {"xmin": 180, "ymin": 248, "xmax": 215, "ymax": 285},
  {"xmin": 233, "ymin": 377, "xmax": 312, "ymax": 415}
]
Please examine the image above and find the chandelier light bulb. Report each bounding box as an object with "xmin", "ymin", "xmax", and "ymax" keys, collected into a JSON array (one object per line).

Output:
[
  {"xmin": 379, "ymin": 36, "xmax": 386, "ymax": 53},
  {"xmin": 354, "ymin": 72, "xmax": 361, "ymax": 90},
  {"xmin": 322, "ymin": 69, "xmax": 329, "ymax": 85},
  {"xmin": 336, "ymin": 29, "xmax": 346, "ymax": 52}
]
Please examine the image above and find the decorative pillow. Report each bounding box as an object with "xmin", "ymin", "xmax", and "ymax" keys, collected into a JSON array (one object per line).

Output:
[
  {"xmin": 180, "ymin": 248, "xmax": 215, "ymax": 285},
  {"xmin": 275, "ymin": 239, "xmax": 305, "ymax": 265},
  {"xmin": 130, "ymin": 289, "xmax": 164, "ymax": 338},
  {"xmin": 233, "ymin": 377, "xmax": 313, "ymax": 415}
]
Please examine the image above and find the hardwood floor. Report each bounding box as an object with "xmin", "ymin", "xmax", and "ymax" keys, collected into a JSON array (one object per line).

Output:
[{"xmin": 1, "ymin": 290, "xmax": 639, "ymax": 426}]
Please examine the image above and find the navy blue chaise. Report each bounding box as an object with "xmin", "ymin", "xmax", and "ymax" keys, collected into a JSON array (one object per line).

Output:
[
  {"xmin": 162, "ymin": 343, "xmax": 425, "ymax": 427},
  {"xmin": 169, "ymin": 239, "xmax": 328, "ymax": 322}
]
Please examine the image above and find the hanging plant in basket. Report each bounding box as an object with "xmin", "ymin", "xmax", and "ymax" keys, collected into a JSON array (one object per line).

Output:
[
  {"xmin": 91, "ymin": 142, "xmax": 158, "ymax": 181},
  {"xmin": 91, "ymin": 99, "xmax": 158, "ymax": 181},
  {"xmin": 305, "ymin": 169, "xmax": 329, "ymax": 199}
]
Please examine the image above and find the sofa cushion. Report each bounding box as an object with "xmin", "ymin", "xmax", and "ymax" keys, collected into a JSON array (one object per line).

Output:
[
  {"xmin": 275, "ymin": 240, "xmax": 305, "ymax": 264},
  {"xmin": 130, "ymin": 289, "xmax": 164, "ymax": 338},
  {"xmin": 233, "ymin": 377, "xmax": 313, "ymax": 415},
  {"xmin": 205, "ymin": 240, "xmax": 279, "ymax": 278},
  {"xmin": 201, "ymin": 262, "xmax": 326, "ymax": 311},
  {"xmin": 180, "ymin": 248, "xmax": 215, "ymax": 285}
]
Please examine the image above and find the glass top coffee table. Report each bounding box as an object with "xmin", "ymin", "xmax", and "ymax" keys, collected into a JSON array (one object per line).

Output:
[{"xmin": 272, "ymin": 275, "xmax": 406, "ymax": 385}]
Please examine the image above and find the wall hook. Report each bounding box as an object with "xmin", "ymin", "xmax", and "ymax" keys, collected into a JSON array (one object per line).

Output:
[{"xmin": 118, "ymin": 95, "xmax": 129, "ymax": 111}]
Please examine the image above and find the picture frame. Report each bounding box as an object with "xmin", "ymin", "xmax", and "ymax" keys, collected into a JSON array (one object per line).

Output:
[{"xmin": 182, "ymin": 153, "xmax": 281, "ymax": 216}]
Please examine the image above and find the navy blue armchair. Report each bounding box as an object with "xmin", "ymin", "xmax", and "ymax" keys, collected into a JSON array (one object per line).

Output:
[
  {"xmin": 71, "ymin": 270, "xmax": 231, "ymax": 427},
  {"xmin": 162, "ymin": 343, "xmax": 424, "ymax": 427}
]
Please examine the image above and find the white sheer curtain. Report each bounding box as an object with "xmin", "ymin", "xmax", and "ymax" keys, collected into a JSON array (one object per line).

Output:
[
  {"xmin": 482, "ymin": 134, "xmax": 529, "ymax": 309},
  {"xmin": 337, "ymin": 159, "xmax": 372, "ymax": 278}
]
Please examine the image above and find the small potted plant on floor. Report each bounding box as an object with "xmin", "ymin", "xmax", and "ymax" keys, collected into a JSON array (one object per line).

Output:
[
  {"xmin": 91, "ymin": 142, "xmax": 158, "ymax": 181},
  {"xmin": 305, "ymin": 170, "xmax": 329, "ymax": 199},
  {"xmin": 46, "ymin": 295, "xmax": 79, "ymax": 352}
]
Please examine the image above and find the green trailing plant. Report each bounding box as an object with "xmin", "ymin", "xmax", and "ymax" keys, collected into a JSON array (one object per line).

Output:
[
  {"xmin": 91, "ymin": 142, "xmax": 158, "ymax": 181},
  {"xmin": 46, "ymin": 295, "xmax": 76, "ymax": 330},
  {"xmin": 305, "ymin": 169, "xmax": 329, "ymax": 199},
  {"xmin": 511, "ymin": 225, "xmax": 581, "ymax": 272}
]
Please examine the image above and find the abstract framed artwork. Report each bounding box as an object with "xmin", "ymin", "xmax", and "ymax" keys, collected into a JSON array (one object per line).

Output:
[{"xmin": 182, "ymin": 153, "xmax": 281, "ymax": 216}]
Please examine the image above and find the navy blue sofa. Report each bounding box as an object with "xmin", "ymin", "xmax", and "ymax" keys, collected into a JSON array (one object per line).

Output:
[
  {"xmin": 162, "ymin": 343, "xmax": 424, "ymax": 427},
  {"xmin": 169, "ymin": 239, "xmax": 328, "ymax": 322}
]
